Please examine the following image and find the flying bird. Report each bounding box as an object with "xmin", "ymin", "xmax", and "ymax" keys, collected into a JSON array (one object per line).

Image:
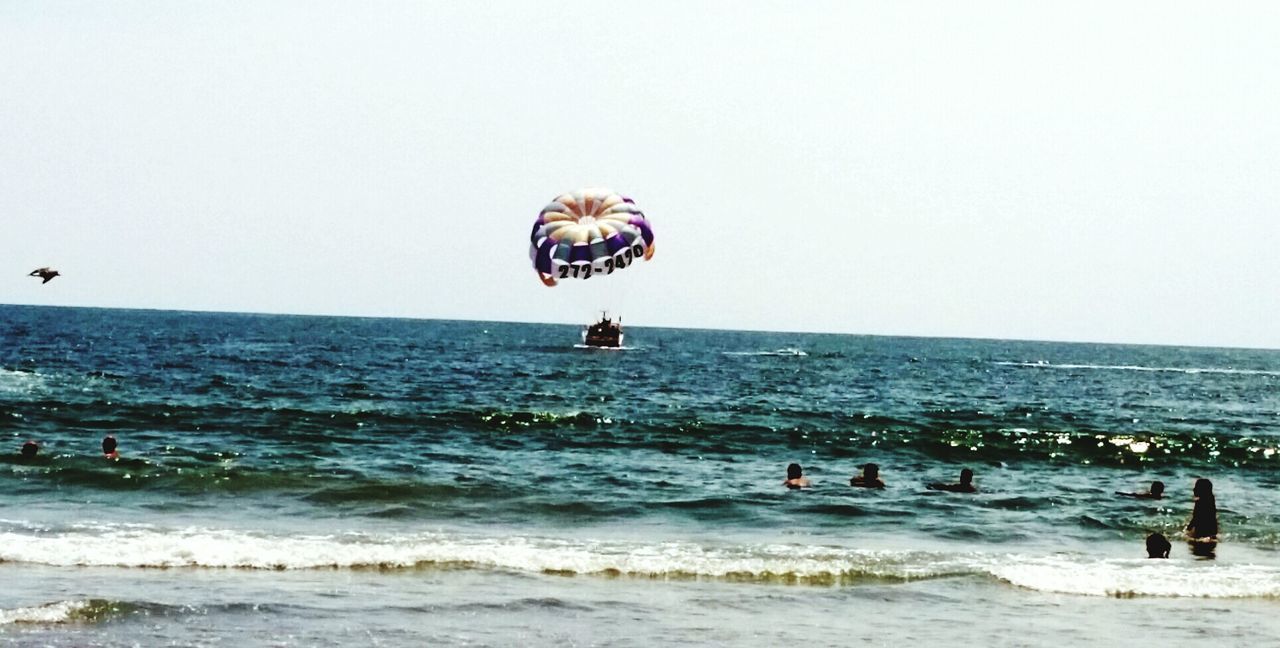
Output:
[{"xmin": 28, "ymin": 267, "xmax": 60, "ymax": 284}]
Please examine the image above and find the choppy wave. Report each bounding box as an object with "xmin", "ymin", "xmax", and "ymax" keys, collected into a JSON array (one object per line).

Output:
[
  {"xmin": 2, "ymin": 522, "xmax": 1278, "ymax": 598},
  {"xmin": 5, "ymin": 417, "xmax": 1280, "ymax": 503},
  {"xmin": 0, "ymin": 599, "xmax": 119, "ymax": 625},
  {"xmin": 994, "ymin": 361, "xmax": 1280, "ymax": 377},
  {"xmin": 988, "ymin": 555, "xmax": 1280, "ymax": 598},
  {"xmin": 0, "ymin": 521, "xmax": 930, "ymax": 577},
  {"xmin": 0, "ymin": 368, "xmax": 45, "ymax": 394},
  {"xmin": 4, "ymin": 399, "xmax": 613, "ymax": 435},
  {"xmin": 723, "ymin": 348, "xmax": 808, "ymax": 357},
  {"xmin": 0, "ymin": 598, "xmax": 261, "ymax": 626},
  {"xmin": 0, "ymin": 600, "xmax": 87, "ymax": 625}
]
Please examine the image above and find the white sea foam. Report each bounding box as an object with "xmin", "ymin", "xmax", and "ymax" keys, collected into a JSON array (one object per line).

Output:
[
  {"xmin": 2, "ymin": 522, "xmax": 1279, "ymax": 598},
  {"xmin": 986, "ymin": 554, "xmax": 1280, "ymax": 598},
  {"xmin": 0, "ymin": 600, "xmax": 89, "ymax": 625},
  {"xmin": 993, "ymin": 361, "xmax": 1280, "ymax": 377},
  {"xmin": 723, "ymin": 348, "xmax": 808, "ymax": 357},
  {"xmin": 0, "ymin": 522, "xmax": 946, "ymax": 577},
  {"xmin": 0, "ymin": 368, "xmax": 44, "ymax": 394}
]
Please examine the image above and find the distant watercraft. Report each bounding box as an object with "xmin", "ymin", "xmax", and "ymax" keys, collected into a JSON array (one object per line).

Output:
[{"xmin": 581, "ymin": 312, "xmax": 623, "ymax": 349}]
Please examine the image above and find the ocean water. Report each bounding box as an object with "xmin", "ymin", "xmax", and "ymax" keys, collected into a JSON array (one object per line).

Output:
[{"xmin": 2, "ymin": 304, "xmax": 1280, "ymax": 646}]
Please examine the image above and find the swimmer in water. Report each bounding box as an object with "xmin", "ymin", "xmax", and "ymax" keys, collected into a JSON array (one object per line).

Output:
[
  {"xmin": 102, "ymin": 435, "xmax": 120, "ymax": 460},
  {"xmin": 1186, "ymin": 478, "xmax": 1218, "ymax": 540},
  {"xmin": 1116, "ymin": 480, "xmax": 1164, "ymax": 500},
  {"xmin": 1146, "ymin": 532, "xmax": 1171, "ymax": 558},
  {"xmin": 783, "ymin": 463, "xmax": 811, "ymax": 489},
  {"xmin": 849, "ymin": 463, "xmax": 885, "ymax": 489},
  {"xmin": 20, "ymin": 441, "xmax": 39, "ymax": 461},
  {"xmin": 927, "ymin": 468, "xmax": 976, "ymax": 493}
]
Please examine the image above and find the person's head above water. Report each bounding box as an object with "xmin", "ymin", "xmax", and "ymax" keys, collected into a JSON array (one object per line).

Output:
[
  {"xmin": 850, "ymin": 463, "xmax": 885, "ymax": 488},
  {"xmin": 20, "ymin": 441, "xmax": 38, "ymax": 459},
  {"xmin": 1150, "ymin": 481, "xmax": 1165, "ymax": 497},
  {"xmin": 927, "ymin": 467, "xmax": 975, "ymax": 493},
  {"xmin": 1194, "ymin": 478, "xmax": 1213, "ymax": 499},
  {"xmin": 102, "ymin": 435, "xmax": 117, "ymax": 456},
  {"xmin": 1146, "ymin": 532, "xmax": 1171, "ymax": 559},
  {"xmin": 783, "ymin": 462, "xmax": 811, "ymax": 488}
]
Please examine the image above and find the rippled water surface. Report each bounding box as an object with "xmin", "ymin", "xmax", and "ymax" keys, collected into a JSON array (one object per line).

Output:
[{"xmin": 3, "ymin": 305, "xmax": 1280, "ymax": 645}]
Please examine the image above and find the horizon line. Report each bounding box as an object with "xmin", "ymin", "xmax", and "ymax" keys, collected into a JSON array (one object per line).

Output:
[{"xmin": 4, "ymin": 301, "xmax": 1278, "ymax": 353}]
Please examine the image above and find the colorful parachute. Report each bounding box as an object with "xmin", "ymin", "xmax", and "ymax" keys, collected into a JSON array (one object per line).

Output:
[{"xmin": 529, "ymin": 188, "xmax": 655, "ymax": 286}]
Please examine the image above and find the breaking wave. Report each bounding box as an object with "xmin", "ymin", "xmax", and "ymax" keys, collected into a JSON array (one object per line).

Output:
[
  {"xmin": 1, "ymin": 521, "xmax": 1278, "ymax": 598},
  {"xmin": 0, "ymin": 599, "xmax": 121, "ymax": 625}
]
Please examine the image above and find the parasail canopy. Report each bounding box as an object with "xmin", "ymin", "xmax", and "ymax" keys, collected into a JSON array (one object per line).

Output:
[{"xmin": 529, "ymin": 188, "xmax": 655, "ymax": 287}]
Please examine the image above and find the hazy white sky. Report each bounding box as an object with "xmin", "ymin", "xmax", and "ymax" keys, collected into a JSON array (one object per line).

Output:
[{"xmin": 2, "ymin": 1, "xmax": 1278, "ymax": 347}]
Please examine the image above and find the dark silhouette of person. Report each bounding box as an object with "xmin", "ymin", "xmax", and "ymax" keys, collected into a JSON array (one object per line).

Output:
[
  {"xmin": 927, "ymin": 468, "xmax": 976, "ymax": 493},
  {"xmin": 1117, "ymin": 480, "xmax": 1164, "ymax": 500},
  {"xmin": 1186, "ymin": 478, "xmax": 1218, "ymax": 540},
  {"xmin": 783, "ymin": 463, "xmax": 811, "ymax": 489},
  {"xmin": 28, "ymin": 267, "xmax": 60, "ymax": 284},
  {"xmin": 1146, "ymin": 532, "xmax": 1171, "ymax": 558},
  {"xmin": 20, "ymin": 441, "xmax": 39, "ymax": 461},
  {"xmin": 102, "ymin": 435, "xmax": 120, "ymax": 460},
  {"xmin": 850, "ymin": 463, "xmax": 885, "ymax": 489}
]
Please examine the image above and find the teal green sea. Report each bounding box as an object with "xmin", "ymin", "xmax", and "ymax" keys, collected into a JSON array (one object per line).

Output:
[{"xmin": 3, "ymin": 305, "xmax": 1280, "ymax": 645}]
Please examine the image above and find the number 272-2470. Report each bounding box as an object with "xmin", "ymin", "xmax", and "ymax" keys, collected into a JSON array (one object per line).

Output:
[{"xmin": 556, "ymin": 244, "xmax": 644, "ymax": 279}]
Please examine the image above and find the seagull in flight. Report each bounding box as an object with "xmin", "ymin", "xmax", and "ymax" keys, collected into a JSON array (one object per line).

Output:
[{"xmin": 28, "ymin": 267, "xmax": 60, "ymax": 284}]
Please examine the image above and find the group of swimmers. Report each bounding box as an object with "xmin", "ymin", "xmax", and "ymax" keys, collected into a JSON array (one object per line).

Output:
[
  {"xmin": 16, "ymin": 435, "xmax": 119, "ymax": 461},
  {"xmin": 783, "ymin": 462, "xmax": 975, "ymax": 493},
  {"xmin": 783, "ymin": 462, "xmax": 1220, "ymax": 558},
  {"xmin": 11, "ymin": 437, "xmax": 1221, "ymax": 558}
]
